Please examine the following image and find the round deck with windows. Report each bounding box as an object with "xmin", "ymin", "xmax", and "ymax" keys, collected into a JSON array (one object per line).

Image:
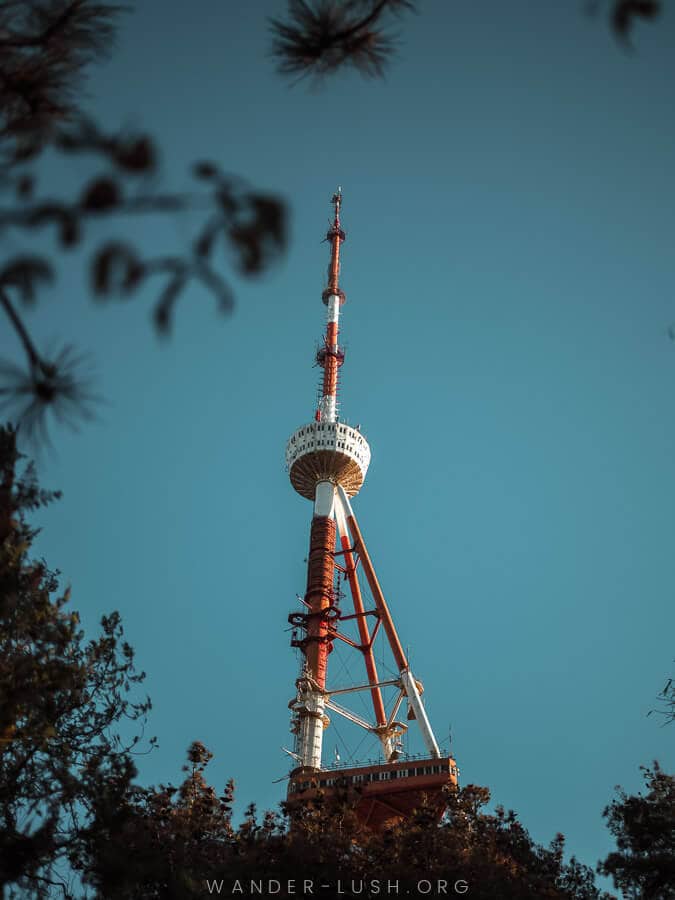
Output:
[{"xmin": 286, "ymin": 422, "xmax": 371, "ymax": 499}]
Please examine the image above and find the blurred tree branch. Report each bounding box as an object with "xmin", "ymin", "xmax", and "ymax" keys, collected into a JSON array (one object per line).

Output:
[
  {"xmin": 0, "ymin": 2, "xmax": 286, "ymax": 445},
  {"xmin": 270, "ymin": 0, "xmax": 415, "ymax": 80},
  {"xmin": 648, "ymin": 671, "xmax": 675, "ymax": 725},
  {"xmin": 606, "ymin": 1, "xmax": 661, "ymax": 47},
  {"xmin": 270, "ymin": 0, "xmax": 662, "ymax": 83},
  {"xmin": 0, "ymin": 0, "xmax": 123, "ymax": 153}
]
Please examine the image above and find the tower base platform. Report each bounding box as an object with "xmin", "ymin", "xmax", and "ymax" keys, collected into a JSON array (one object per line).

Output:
[{"xmin": 287, "ymin": 755, "xmax": 459, "ymax": 832}]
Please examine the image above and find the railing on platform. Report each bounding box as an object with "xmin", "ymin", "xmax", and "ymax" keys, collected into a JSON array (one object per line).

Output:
[
  {"xmin": 321, "ymin": 748, "xmax": 454, "ymax": 772},
  {"xmin": 288, "ymin": 751, "xmax": 459, "ymax": 795}
]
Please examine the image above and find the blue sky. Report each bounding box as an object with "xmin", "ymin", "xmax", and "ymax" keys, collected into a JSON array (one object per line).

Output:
[{"xmin": 4, "ymin": 0, "xmax": 675, "ymax": 887}]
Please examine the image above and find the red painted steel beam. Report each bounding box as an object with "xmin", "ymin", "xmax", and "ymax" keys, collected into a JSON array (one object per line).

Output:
[
  {"xmin": 337, "ymin": 487, "xmax": 409, "ymax": 674},
  {"xmin": 340, "ymin": 532, "xmax": 387, "ymax": 726}
]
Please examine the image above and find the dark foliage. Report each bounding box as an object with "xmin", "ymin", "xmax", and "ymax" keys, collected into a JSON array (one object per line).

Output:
[
  {"xmin": 599, "ymin": 762, "xmax": 675, "ymax": 899},
  {"xmin": 70, "ymin": 742, "xmax": 611, "ymax": 899},
  {"xmin": 75, "ymin": 741, "xmax": 238, "ymax": 898},
  {"xmin": 0, "ymin": 1, "xmax": 123, "ymax": 157},
  {"xmin": 270, "ymin": 0, "xmax": 415, "ymax": 80},
  {"xmin": 610, "ymin": 1, "xmax": 662, "ymax": 46},
  {"xmin": 0, "ymin": 424, "xmax": 153, "ymax": 897},
  {"xmin": 0, "ymin": 344, "xmax": 97, "ymax": 447}
]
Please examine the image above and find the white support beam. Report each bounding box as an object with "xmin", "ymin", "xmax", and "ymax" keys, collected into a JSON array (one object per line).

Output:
[
  {"xmin": 325, "ymin": 699, "xmax": 374, "ymax": 732},
  {"xmin": 326, "ymin": 679, "xmax": 400, "ymax": 697},
  {"xmin": 387, "ymin": 688, "xmax": 406, "ymax": 728},
  {"xmin": 401, "ymin": 669, "xmax": 441, "ymax": 758}
]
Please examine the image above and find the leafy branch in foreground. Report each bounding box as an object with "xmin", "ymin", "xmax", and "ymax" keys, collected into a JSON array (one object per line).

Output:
[
  {"xmin": 599, "ymin": 762, "xmax": 675, "ymax": 899},
  {"xmin": 606, "ymin": 1, "xmax": 662, "ymax": 48},
  {"xmin": 269, "ymin": 0, "xmax": 415, "ymax": 81},
  {"xmin": 77, "ymin": 755, "xmax": 610, "ymax": 899},
  {"xmin": 0, "ymin": 3, "xmax": 287, "ymax": 446},
  {"xmin": 0, "ymin": 0, "xmax": 123, "ymax": 157},
  {"xmin": 0, "ymin": 125, "xmax": 287, "ymax": 443}
]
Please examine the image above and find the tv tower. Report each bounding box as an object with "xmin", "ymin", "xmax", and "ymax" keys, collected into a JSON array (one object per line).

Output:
[{"xmin": 284, "ymin": 191, "xmax": 458, "ymax": 830}]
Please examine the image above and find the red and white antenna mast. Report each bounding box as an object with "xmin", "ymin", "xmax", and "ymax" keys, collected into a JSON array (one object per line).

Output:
[
  {"xmin": 284, "ymin": 191, "xmax": 456, "ymax": 830},
  {"xmin": 316, "ymin": 187, "xmax": 345, "ymax": 424}
]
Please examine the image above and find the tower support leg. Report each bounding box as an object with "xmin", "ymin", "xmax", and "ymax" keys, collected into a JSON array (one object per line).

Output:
[
  {"xmin": 335, "ymin": 484, "xmax": 441, "ymax": 759},
  {"xmin": 293, "ymin": 480, "xmax": 336, "ymax": 769}
]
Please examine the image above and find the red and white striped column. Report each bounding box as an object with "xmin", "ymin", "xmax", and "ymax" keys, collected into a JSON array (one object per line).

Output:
[{"xmin": 317, "ymin": 188, "xmax": 345, "ymax": 424}]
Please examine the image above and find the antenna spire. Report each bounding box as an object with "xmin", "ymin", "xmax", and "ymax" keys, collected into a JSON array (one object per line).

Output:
[
  {"xmin": 325, "ymin": 187, "xmax": 346, "ymax": 302},
  {"xmin": 315, "ymin": 189, "xmax": 347, "ymax": 423}
]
